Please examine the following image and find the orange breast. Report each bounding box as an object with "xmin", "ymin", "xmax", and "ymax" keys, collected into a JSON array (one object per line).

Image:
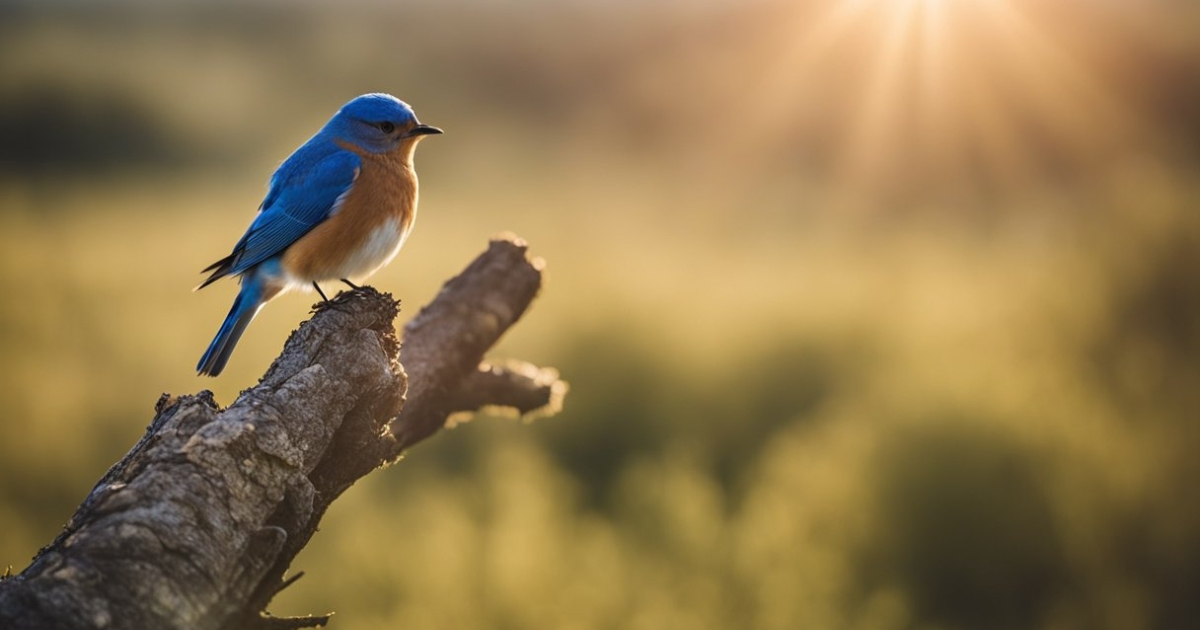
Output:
[{"xmin": 281, "ymin": 142, "xmax": 418, "ymax": 283}]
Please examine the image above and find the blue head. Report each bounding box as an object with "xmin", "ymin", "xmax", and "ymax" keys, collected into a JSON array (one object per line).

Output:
[{"xmin": 323, "ymin": 93, "xmax": 442, "ymax": 155}]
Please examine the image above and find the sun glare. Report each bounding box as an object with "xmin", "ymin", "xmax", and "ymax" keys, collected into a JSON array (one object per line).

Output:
[{"xmin": 739, "ymin": 0, "xmax": 1139, "ymax": 202}]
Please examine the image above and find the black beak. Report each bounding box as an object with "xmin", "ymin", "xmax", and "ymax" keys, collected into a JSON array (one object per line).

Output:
[{"xmin": 406, "ymin": 124, "xmax": 443, "ymax": 138}]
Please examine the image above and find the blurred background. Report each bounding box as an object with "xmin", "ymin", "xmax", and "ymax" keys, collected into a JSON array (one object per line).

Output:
[{"xmin": 1, "ymin": 0, "xmax": 1198, "ymax": 627}]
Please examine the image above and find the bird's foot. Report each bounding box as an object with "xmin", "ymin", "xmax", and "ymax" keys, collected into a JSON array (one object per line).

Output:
[{"xmin": 312, "ymin": 282, "xmax": 329, "ymax": 302}]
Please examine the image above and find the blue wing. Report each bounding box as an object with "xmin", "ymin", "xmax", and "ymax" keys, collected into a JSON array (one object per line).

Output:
[{"xmin": 199, "ymin": 142, "xmax": 361, "ymax": 287}]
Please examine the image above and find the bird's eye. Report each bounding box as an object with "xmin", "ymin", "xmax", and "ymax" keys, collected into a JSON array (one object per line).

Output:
[{"xmin": 377, "ymin": 122, "xmax": 396, "ymax": 134}]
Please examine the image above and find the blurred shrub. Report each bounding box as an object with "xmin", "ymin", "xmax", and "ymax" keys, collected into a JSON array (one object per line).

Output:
[
  {"xmin": 869, "ymin": 417, "xmax": 1066, "ymax": 630},
  {"xmin": 1089, "ymin": 209, "xmax": 1200, "ymax": 423},
  {"xmin": 1086, "ymin": 205, "xmax": 1200, "ymax": 629},
  {"xmin": 0, "ymin": 84, "xmax": 187, "ymax": 178}
]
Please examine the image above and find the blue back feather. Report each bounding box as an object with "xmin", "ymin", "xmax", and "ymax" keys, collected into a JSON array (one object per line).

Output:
[{"xmin": 224, "ymin": 143, "xmax": 361, "ymax": 276}]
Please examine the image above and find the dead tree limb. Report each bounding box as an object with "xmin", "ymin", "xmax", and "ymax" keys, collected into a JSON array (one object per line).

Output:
[{"xmin": 0, "ymin": 235, "xmax": 564, "ymax": 630}]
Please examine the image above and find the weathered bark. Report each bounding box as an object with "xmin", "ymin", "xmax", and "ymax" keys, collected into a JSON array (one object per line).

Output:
[{"xmin": 0, "ymin": 235, "xmax": 564, "ymax": 630}]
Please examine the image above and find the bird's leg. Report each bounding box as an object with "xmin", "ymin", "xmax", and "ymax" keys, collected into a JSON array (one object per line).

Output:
[
  {"xmin": 340, "ymin": 278, "xmax": 361, "ymax": 290},
  {"xmin": 312, "ymin": 282, "xmax": 329, "ymax": 302}
]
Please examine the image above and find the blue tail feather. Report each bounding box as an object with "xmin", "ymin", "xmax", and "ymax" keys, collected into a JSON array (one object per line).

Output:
[{"xmin": 197, "ymin": 278, "xmax": 265, "ymax": 377}]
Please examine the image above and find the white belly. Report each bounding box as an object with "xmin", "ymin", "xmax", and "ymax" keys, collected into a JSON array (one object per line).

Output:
[{"xmin": 336, "ymin": 216, "xmax": 408, "ymax": 282}]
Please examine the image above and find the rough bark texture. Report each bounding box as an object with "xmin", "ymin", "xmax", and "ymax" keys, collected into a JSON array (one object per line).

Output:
[{"xmin": 0, "ymin": 235, "xmax": 563, "ymax": 630}]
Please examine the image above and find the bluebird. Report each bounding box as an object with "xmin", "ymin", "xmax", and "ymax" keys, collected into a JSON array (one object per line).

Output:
[{"xmin": 195, "ymin": 93, "xmax": 441, "ymax": 377}]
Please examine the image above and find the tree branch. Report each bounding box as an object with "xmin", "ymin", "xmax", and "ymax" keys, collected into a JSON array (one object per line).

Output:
[
  {"xmin": 0, "ymin": 235, "xmax": 562, "ymax": 630},
  {"xmin": 451, "ymin": 360, "xmax": 567, "ymax": 418}
]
